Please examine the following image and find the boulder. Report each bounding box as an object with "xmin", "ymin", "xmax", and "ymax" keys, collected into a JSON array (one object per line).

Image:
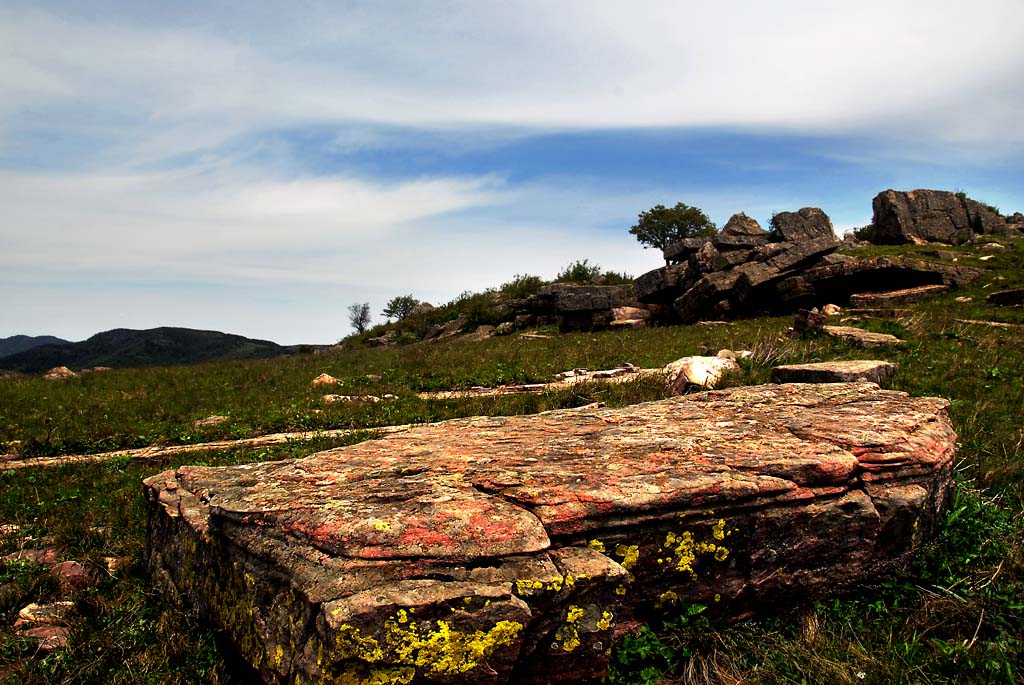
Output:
[
  {"xmin": 663, "ymin": 237, "xmax": 707, "ymax": 264},
  {"xmin": 673, "ymin": 272, "xmax": 741, "ymax": 323},
  {"xmin": 368, "ymin": 330, "xmax": 399, "ymax": 348},
  {"xmin": 635, "ymin": 264, "xmax": 690, "ymax": 304},
  {"xmin": 771, "ymin": 360, "xmax": 898, "ymax": 384},
  {"xmin": 43, "ymin": 366, "xmax": 77, "ymax": 380},
  {"xmin": 720, "ymin": 212, "xmax": 766, "ymax": 237},
  {"xmin": 424, "ymin": 316, "xmax": 467, "ymax": 341},
  {"xmin": 311, "ymin": 373, "xmax": 341, "ymax": 387},
  {"xmin": 770, "ymin": 208, "xmax": 836, "ymax": 242},
  {"xmin": 145, "ymin": 383, "xmax": 955, "ymax": 685},
  {"xmin": 664, "ymin": 355, "xmax": 740, "ymax": 392},
  {"xmin": 964, "ymin": 199, "xmax": 1010, "ymax": 236},
  {"xmin": 870, "ymin": 189, "xmax": 989, "ymax": 245}
]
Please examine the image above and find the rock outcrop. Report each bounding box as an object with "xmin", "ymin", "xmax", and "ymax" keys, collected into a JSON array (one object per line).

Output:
[
  {"xmin": 145, "ymin": 383, "xmax": 956, "ymax": 685},
  {"xmin": 635, "ymin": 207, "xmax": 981, "ymax": 325},
  {"xmin": 871, "ymin": 189, "xmax": 1018, "ymax": 245}
]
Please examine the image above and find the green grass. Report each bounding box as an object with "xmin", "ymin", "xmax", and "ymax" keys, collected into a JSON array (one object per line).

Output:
[{"xmin": 1, "ymin": 236, "xmax": 1023, "ymax": 683}]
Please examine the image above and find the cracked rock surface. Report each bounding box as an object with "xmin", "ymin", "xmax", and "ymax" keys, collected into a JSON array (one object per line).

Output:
[{"xmin": 144, "ymin": 383, "xmax": 955, "ymax": 685}]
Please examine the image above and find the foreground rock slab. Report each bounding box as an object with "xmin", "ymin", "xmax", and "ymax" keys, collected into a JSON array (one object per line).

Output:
[
  {"xmin": 145, "ymin": 384, "xmax": 955, "ymax": 685},
  {"xmin": 772, "ymin": 360, "xmax": 898, "ymax": 385}
]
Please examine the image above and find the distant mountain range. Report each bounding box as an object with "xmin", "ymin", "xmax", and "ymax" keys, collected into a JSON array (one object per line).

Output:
[
  {"xmin": 0, "ymin": 327, "xmax": 305, "ymax": 373},
  {"xmin": 0, "ymin": 335, "xmax": 70, "ymax": 359}
]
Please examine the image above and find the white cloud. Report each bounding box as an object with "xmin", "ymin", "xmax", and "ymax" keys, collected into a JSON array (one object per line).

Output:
[{"xmin": 2, "ymin": 1, "xmax": 1023, "ymax": 165}]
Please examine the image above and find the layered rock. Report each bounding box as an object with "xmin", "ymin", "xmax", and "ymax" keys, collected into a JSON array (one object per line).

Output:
[
  {"xmin": 871, "ymin": 189, "xmax": 1018, "ymax": 245},
  {"xmin": 145, "ymin": 383, "xmax": 956, "ymax": 685},
  {"xmin": 771, "ymin": 360, "xmax": 898, "ymax": 384},
  {"xmin": 531, "ymin": 284, "xmax": 641, "ymax": 332}
]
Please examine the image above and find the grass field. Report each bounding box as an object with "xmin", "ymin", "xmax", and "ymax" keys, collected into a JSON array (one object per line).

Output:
[{"xmin": 1, "ymin": 237, "xmax": 1022, "ymax": 684}]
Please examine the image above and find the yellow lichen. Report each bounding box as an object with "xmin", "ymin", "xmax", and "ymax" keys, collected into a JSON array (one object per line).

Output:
[
  {"xmin": 374, "ymin": 520, "xmax": 391, "ymax": 532},
  {"xmin": 658, "ymin": 591, "xmax": 679, "ymax": 607},
  {"xmin": 614, "ymin": 544, "xmax": 639, "ymax": 570},
  {"xmin": 588, "ymin": 539, "xmax": 606, "ymax": 553},
  {"xmin": 554, "ymin": 605, "xmax": 585, "ymax": 652},
  {"xmin": 614, "ymin": 585, "xmax": 627, "ymax": 596},
  {"xmin": 596, "ymin": 610, "xmax": 613, "ymax": 631},
  {"xmin": 711, "ymin": 518, "xmax": 726, "ymax": 541}
]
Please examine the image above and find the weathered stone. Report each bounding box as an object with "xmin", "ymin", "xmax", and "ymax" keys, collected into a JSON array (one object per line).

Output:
[
  {"xmin": 672, "ymin": 272, "xmax": 741, "ymax": 323},
  {"xmin": 311, "ymin": 373, "xmax": 341, "ymax": 387},
  {"xmin": 494, "ymin": 322, "xmax": 516, "ymax": 336},
  {"xmin": 711, "ymin": 248, "xmax": 753, "ymax": 272},
  {"xmin": 987, "ymin": 289, "xmax": 1024, "ymax": 306},
  {"xmin": 424, "ymin": 316, "xmax": 467, "ymax": 341},
  {"xmin": 871, "ymin": 189, "xmax": 980, "ymax": 245},
  {"xmin": 770, "ymin": 208, "xmax": 836, "ymax": 242},
  {"xmin": 965, "ymin": 199, "xmax": 1010, "ymax": 236},
  {"xmin": 43, "ymin": 366, "xmax": 77, "ymax": 380},
  {"xmin": 792, "ymin": 256, "xmax": 982, "ymax": 306},
  {"xmin": 687, "ymin": 241, "xmax": 721, "ymax": 276},
  {"xmin": 792, "ymin": 308, "xmax": 828, "ymax": 337},
  {"xmin": 18, "ymin": 625, "xmax": 70, "ymax": 651},
  {"xmin": 720, "ymin": 212, "xmax": 766, "ymax": 237},
  {"xmin": 635, "ymin": 264, "xmax": 690, "ymax": 304},
  {"xmin": 665, "ymin": 356, "xmax": 739, "ymax": 392},
  {"xmin": 849, "ymin": 285, "xmax": 949, "ymax": 307},
  {"xmin": 194, "ymin": 415, "xmax": 229, "ymax": 428},
  {"xmin": 368, "ymin": 330, "xmax": 399, "ymax": 348},
  {"xmin": 538, "ymin": 284, "xmax": 637, "ymax": 314},
  {"xmin": 823, "ymin": 326, "xmax": 903, "ymax": 346},
  {"xmin": 611, "ymin": 306, "xmax": 650, "ymax": 321},
  {"xmin": 772, "ymin": 360, "xmax": 898, "ymax": 385},
  {"xmin": 49, "ymin": 560, "xmax": 90, "ymax": 590},
  {"xmin": 145, "ymin": 383, "xmax": 955, "ymax": 685},
  {"xmin": 663, "ymin": 237, "xmax": 706, "ymax": 263},
  {"xmin": 711, "ymin": 234, "xmax": 767, "ymax": 252},
  {"xmin": 1, "ymin": 548, "xmax": 60, "ymax": 565},
  {"xmin": 15, "ymin": 601, "xmax": 73, "ymax": 628}
]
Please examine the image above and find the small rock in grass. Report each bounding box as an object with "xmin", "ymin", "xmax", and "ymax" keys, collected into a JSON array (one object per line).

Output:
[
  {"xmin": 43, "ymin": 366, "xmax": 77, "ymax": 380},
  {"xmin": 193, "ymin": 415, "xmax": 229, "ymax": 428},
  {"xmin": 1, "ymin": 548, "xmax": 60, "ymax": 565},
  {"xmin": 49, "ymin": 560, "xmax": 90, "ymax": 590},
  {"xmin": 311, "ymin": 373, "xmax": 341, "ymax": 387}
]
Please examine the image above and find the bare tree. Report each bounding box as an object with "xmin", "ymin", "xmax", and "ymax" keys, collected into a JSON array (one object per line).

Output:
[{"xmin": 347, "ymin": 302, "xmax": 371, "ymax": 334}]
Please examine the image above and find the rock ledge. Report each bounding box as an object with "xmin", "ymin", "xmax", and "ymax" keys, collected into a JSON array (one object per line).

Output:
[{"xmin": 145, "ymin": 383, "xmax": 955, "ymax": 685}]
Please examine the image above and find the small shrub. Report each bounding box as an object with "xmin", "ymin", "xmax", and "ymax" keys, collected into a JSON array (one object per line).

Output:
[{"xmin": 556, "ymin": 259, "xmax": 603, "ymax": 284}]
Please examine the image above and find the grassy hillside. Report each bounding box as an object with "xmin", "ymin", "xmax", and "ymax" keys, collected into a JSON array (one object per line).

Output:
[{"xmin": 0, "ymin": 237, "xmax": 1022, "ymax": 684}]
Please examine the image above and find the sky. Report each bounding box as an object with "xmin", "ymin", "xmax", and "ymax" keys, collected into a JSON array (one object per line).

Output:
[{"xmin": 2, "ymin": 1, "xmax": 1023, "ymax": 345}]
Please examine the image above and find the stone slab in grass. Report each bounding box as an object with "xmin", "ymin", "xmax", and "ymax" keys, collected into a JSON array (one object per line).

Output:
[
  {"xmin": 771, "ymin": 360, "xmax": 898, "ymax": 385},
  {"xmin": 849, "ymin": 284, "xmax": 949, "ymax": 307},
  {"xmin": 823, "ymin": 325, "xmax": 903, "ymax": 346},
  {"xmin": 144, "ymin": 383, "xmax": 956, "ymax": 685}
]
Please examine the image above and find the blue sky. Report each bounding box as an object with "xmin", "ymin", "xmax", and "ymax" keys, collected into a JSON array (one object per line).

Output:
[{"xmin": 2, "ymin": 1, "xmax": 1023, "ymax": 345}]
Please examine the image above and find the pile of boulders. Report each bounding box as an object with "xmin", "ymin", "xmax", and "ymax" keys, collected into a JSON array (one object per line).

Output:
[{"xmin": 635, "ymin": 207, "xmax": 984, "ymax": 326}]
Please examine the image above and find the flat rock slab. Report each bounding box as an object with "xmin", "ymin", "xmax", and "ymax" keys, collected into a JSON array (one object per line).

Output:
[
  {"xmin": 771, "ymin": 360, "xmax": 898, "ymax": 384},
  {"xmin": 144, "ymin": 384, "xmax": 955, "ymax": 685},
  {"xmin": 849, "ymin": 285, "xmax": 949, "ymax": 307},
  {"xmin": 823, "ymin": 325, "xmax": 903, "ymax": 346}
]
